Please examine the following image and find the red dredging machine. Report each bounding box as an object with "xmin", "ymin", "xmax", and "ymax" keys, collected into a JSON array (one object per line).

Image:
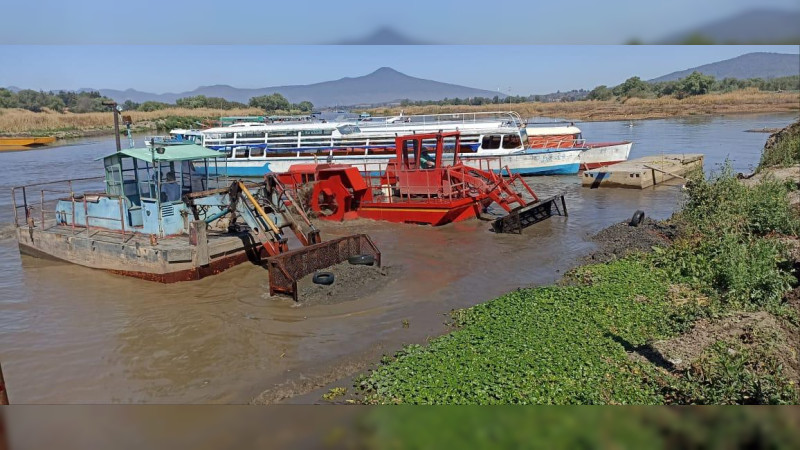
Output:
[{"xmin": 276, "ymin": 131, "xmax": 567, "ymax": 234}]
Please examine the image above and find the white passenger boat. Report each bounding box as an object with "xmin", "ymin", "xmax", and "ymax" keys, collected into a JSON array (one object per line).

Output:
[
  {"xmin": 187, "ymin": 112, "xmax": 580, "ymax": 176},
  {"xmin": 166, "ymin": 112, "xmax": 628, "ymax": 177},
  {"xmin": 525, "ymin": 122, "xmax": 632, "ymax": 170}
]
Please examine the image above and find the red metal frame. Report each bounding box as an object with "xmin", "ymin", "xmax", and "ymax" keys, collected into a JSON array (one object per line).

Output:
[{"xmin": 285, "ymin": 131, "xmax": 549, "ymax": 227}]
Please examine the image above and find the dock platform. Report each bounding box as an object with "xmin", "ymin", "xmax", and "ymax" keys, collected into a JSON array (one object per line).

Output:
[{"xmin": 581, "ymin": 154, "xmax": 704, "ymax": 189}]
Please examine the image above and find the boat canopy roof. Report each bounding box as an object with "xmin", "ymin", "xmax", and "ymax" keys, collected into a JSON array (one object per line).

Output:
[{"xmin": 99, "ymin": 144, "xmax": 221, "ymax": 163}]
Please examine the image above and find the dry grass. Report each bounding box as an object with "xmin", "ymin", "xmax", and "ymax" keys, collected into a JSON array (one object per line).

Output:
[
  {"xmin": 2, "ymin": 90, "xmax": 798, "ymax": 136},
  {"xmin": 369, "ymin": 90, "xmax": 800, "ymax": 122},
  {"xmin": 0, "ymin": 107, "xmax": 264, "ymax": 135}
]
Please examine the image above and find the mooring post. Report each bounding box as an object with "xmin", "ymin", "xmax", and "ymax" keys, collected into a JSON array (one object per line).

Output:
[{"xmin": 0, "ymin": 360, "xmax": 9, "ymax": 405}]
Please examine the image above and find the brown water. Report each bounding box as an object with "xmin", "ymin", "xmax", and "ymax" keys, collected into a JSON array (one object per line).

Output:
[{"xmin": 0, "ymin": 114, "xmax": 796, "ymax": 404}]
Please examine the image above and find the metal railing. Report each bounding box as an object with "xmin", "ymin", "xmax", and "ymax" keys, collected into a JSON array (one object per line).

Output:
[{"xmin": 11, "ymin": 177, "xmax": 132, "ymax": 242}]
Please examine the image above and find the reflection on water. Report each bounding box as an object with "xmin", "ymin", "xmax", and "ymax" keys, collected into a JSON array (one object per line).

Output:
[{"xmin": 0, "ymin": 114, "xmax": 796, "ymax": 403}]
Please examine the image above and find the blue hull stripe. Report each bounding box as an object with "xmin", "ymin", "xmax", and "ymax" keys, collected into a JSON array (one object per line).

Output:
[{"xmin": 198, "ymin": 162, "xmax": 579, "ymax": 177}]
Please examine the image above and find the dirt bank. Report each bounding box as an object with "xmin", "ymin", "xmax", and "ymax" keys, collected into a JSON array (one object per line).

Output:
[
  {"xmin": 584, "ymin": 217, "xmax": 678, "ymax": 263},
  {"xmin": 651, "ymin": 311, "xmax": 800, "ymax": 384},
  {"xmin": 294, "ymin": 261, "xmax": 392, "ymax": 306}
]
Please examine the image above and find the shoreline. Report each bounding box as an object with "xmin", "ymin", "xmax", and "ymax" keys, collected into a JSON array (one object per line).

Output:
[
  {"xmin": 0, "ymin": 91, "xmax": 797, "ymax": 139},
  {"xmin": 256, "ymin": 124, "xmax": 800, "ymax": 405}
]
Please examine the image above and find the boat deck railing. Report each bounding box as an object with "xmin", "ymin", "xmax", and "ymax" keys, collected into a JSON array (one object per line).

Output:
[
  {"xmin": 357, "ymin": 111, "xmax": 525, "ymax": 129},
  {"xmin": 350, "ymin": 155, "xmax": 521, "ymax": 205},
  {"xmin": 11, "ymin": 177, "xmax": 134, "ymax": 243},
  {"xmin": 526, "ymin": 137, "xmax": 587, "ymax": 149}
]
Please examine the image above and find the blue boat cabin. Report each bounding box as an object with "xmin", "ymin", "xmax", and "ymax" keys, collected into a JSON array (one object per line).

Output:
[{"xmin": 55, "ymin": 144, "xmax": 224, "ymax": 237}]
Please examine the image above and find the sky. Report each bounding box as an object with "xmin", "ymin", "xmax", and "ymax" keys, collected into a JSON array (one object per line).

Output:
[
  {"xmin": 0, "ymin": 45, "xmax": 797, "ymax": 95},
  {"xmin": 0, "ymin": 0, "xmax": 798, "ymax": 44}
]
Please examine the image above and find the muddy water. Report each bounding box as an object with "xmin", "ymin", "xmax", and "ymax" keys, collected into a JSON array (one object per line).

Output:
[{"xmin": 0, "ymin": 113, "xmax": 796, "ymax": 403}]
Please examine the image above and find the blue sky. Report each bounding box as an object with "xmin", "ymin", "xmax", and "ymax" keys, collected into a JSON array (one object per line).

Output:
[
  {"xmin": 1, "ymin": 0, "xmax": 798, "ymax": 44},
  {"xmin": 0, "ymin": 45, "xmax": 797, "ymax": 95}
]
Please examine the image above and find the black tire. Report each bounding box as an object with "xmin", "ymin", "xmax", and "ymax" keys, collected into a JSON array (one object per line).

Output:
[
  {"xmin": 629, "ymin": 210, "xmax": 645, "ymax": 227},
  {"xmin": 312, "ymin": 272, "xmax": 335, "ymax": 285},
  {"xmin": 348, "ymin": 254, "xmax": 375, "ymax": 266}
]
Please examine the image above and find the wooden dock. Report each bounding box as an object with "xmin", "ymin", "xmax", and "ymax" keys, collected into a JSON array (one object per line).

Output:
[{"xmin": 581, "ymin": 154, "xmax": 704, "ymax": 189}]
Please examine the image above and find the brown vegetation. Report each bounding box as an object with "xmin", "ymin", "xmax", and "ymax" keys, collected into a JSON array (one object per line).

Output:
[
  {"xmin": 369, "ymin": 89, "xmax": 800, "ymax": 121},
  {"xmin": 0, "ymin": 107, "xmax": 264, "ymax": 136},
  {"xmin": 1, "ymin": 90, "xmax": 797, "ymax": 138}
]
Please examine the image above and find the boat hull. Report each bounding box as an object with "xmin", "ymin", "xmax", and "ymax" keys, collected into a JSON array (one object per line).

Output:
[
  {"xmin": 16, "ymin": 226, "xmax": 264, "ymax": 282},
  {"xmin": 200, "ymin": 148, "xmax": 582, "ymax": 177},
  {"xmin": 580, "ymin": 142, "xmax": 632, "ymax": 170},
  {"xmin": 0, "ymin": 137, "xmax": 56, "ymax": 147}
]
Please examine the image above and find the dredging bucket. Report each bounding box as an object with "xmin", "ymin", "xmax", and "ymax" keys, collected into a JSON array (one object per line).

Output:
[{"xmin": 490, "ymin": 194, "xmax": 568, "ymax": 234}]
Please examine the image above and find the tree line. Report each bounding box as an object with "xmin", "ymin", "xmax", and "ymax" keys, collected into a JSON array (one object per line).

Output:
[
  {"xmin": 587, "ymin": 72, "xmax": 800, "ymax": 101},
  {"xmin": 0, "ymin": 90, "xmax": 314, "ymax": 114}
]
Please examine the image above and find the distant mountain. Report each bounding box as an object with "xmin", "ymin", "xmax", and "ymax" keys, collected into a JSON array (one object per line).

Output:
[
  {"xmin": 657, "ymin": 9, "xmax": 800, "ymax": 44},
  {"xmin": 335, "ymin": 27, "xmax": 430, "ymax": 45},
  {"xmin": 97, "ymin": 67, "xmax": 503, "ymax": 107},
  {"xmin": 649, "ymin": 52, "xmax": 800, "ymax": 83}
]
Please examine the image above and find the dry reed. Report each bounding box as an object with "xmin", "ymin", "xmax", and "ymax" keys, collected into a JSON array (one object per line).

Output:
[
  {"xmin": 0, "ymin": 107, "xmax": 264, "ymax": 134},
  {"xmin": 369, "ymin": 90, "xmax": 800, "ymax": 122}
]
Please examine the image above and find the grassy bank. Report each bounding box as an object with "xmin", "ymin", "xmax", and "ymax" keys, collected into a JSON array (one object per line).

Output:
[
  {"xmin": 352, "ymin": 124, "xmax": 800, "ymax": 405},
  {"xmin": 0, "ymin": 107, "xmax": 264, "ymax": 138},
  {"xmin": 368, "ymin": 90, "xmax": 799, "ymax": 122}
]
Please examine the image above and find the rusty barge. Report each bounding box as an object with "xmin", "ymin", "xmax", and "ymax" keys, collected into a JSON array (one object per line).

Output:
[{"xmin": 11, "ymin": 143, "xmax": 379, "ymax": 299}]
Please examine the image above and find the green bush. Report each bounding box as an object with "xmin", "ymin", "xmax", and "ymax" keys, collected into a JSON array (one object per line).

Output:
[
  {"xmin": 655, "ymin": 236, "xmax": 793, "ymax": 309},
  {"xmin": 760, "ymin": 134, "xmax": 800, "ymax": 168},
  {"xmin": 665, "ymin": 340, "xmax": 798, "ymax": 405},
  {"xmin": 155, "ymin": 116, "xmax": 204, "ymax": 131},
  {"xmin": 679, "ymin": 163, "xmax": 799, "ymax": 237}
]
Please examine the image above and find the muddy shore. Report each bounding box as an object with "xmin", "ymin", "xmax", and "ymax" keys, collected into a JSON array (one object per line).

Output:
[
  {"xmin": 274, "ymin": 164, "xmax": 800, "ymax": 404},
  {"xmin": 272, "ymin": 218, "xmax": 685, "ymax": 404}
]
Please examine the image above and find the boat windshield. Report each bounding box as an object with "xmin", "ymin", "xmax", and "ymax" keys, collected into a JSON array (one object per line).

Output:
[{"xmin": 337, "ymin": 124, "xmax": 361, "ymax": 135}]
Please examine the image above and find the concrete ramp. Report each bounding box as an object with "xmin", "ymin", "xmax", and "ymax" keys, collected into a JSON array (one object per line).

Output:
[{"xmin": 582, "ymin": 154, "xmax": 704, "ymax": 189}]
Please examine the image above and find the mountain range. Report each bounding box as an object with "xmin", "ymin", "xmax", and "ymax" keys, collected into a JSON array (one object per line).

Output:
[
  {"xmin": 96, "ymin": 67, "xmax": 503, "ymax": 107},
  {"xmin": 649, "ymin": 52, "xmax": 800, "ymax": 82},
  {"xmin": 656, "ymin": 9, "xmax": 800, "ymax": 44},
  {"xmin": 5, "ymin": 52, "xmax": 799, "ymax": 107}
]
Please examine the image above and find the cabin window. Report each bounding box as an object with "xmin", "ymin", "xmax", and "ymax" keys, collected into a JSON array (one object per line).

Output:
[
  {"xmin": 269, "ymin": 131, "xmax": 298, "ymax": 137},
  {"xmin": 235, "ymin": 148, "xmax": 248, "ymax": 158},
  {"xmin": 482, "ymin": 135, "xmax": 502, "ymax": 150},
  {"xmin": 249, "ymin": 147, "xmax": 265, "ymax": 158},
  {"xmin": 237, "ymin": 131, "xmax": 266, "ymax": 139},
  {"xmin": 502, "ymin": 134, "xmax": 522, "ymax": 149},
  {"xmin": 337, "ymin": 125, "xmax": 361, "ymax": 135},
  {"xmin": 301, "ymin": 129, "xmax": 333, "ymax": 136}
]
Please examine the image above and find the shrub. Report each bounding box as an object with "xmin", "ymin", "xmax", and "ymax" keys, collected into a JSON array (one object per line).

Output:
[{"xmin": 664, "ymin": 340, "xmax": 798, "ymax": 405}]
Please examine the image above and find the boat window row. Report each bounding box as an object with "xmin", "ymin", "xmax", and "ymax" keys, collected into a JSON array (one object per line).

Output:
[{"xmin": 481, "ymin": 134, "xmax": 522, "ymax": 150}]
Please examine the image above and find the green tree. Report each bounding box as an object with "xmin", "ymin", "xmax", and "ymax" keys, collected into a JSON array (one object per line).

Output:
[
  {"xmin": 296, "ymin": 101, "xmax": 314, "ymax": 112},
  {"xmin": 176, "ymin": 95, "xmax": 208, "ymax": 109},
  {"xmin": 249, "ymin": 93, "xmax": 290, "ymax": 112},
  {"xmin": 16, "ymin": 89, "xmax": 48, "ymax": 112},
  {"xmin": 587, "ymin": 85, "xmax": 613, "ymax": 101},
  {"xmin": 0, "ymin": 88, "xmax": 18, "ymax": 108},
  {"xmin": 122, "ymin": 100, "xmax": 140, "ymax": 111},
  {"xmin": 138, "ymin": 101, "xmax": 171, "ymax": 112},
  {"xmin": 612, "ymin": 77, "xmax": 652, "ymax": 98},
  {"xmin": 679, "ymin": 71, "xmax": 715, "ymax": 97}
]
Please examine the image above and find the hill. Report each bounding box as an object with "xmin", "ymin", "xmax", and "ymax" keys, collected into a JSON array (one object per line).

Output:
[
  {"xmin": 649, "ymin": 52, "xmax": 800, "ymax": 83},
  {"xmin": 657, "ymin": 9, "xmax": 800, "ymax": 44},
  {"xmin": 97, "ymin": 67, "xmax": 503, "ymax": 107}
]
